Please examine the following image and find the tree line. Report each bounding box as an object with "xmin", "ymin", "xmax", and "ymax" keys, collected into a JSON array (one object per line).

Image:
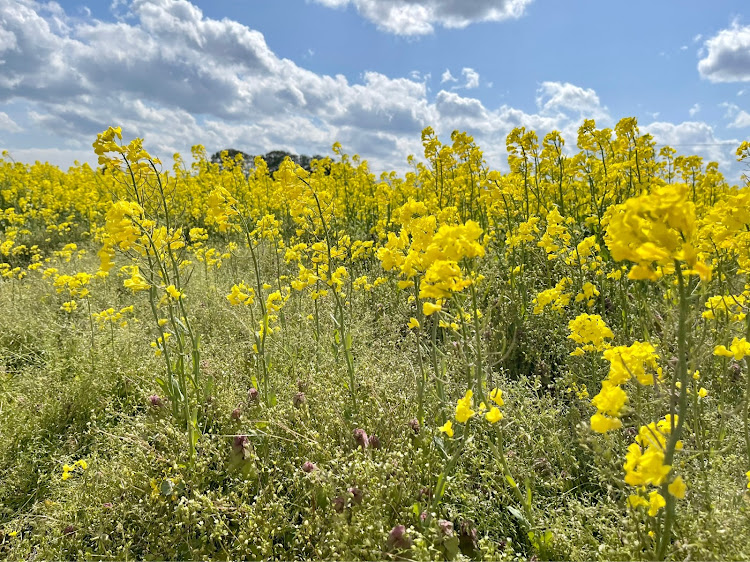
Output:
[{"xmin": 209, "ymin": 149, "xmax": 325, "ymax": 174}]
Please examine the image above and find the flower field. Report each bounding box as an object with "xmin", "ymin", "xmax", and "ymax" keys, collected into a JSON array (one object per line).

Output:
[{"xmin": 1, "ymin": 119, "xmax": 750, "ymax": 559}]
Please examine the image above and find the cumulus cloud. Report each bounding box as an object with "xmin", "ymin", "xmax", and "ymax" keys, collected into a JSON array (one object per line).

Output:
[
  {"xmin": 535, "ymin": 81, "xmax": 609, "ymax": 120},
  {"xmin": 441, "ymin": 69, "xmax": 457, "ymax": 83},
  {"xmin": 0, "ymin": 0, "xmax": 743, "ymax": 181},
  {"xmin": 0, "ymin": 0, "xmax": 439, "ymax": 169},
  {"xmin": 721, "ymin": 102, "xmax": 750, "ymax": 129},
  {"xmin": 688, "ymin": 103, "xmax": 701, "ymax": 117},
  {"xmin": 698, "ymin": 21, "xmax": 750, "ymax": 82},
  {"xmin": 643, "ymin": 120, "xmax": 739, "ymax": 170},
  {"xmin": 461, "ymin": 67, "xmax": 479, "ymax": 89},
  {"xmin": 311, "ymin": 0, "xmax": 533, "ymax": 35}
]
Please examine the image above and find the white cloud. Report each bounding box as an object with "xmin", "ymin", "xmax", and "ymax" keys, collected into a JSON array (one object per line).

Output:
[
  {"xmin": 689, "ymin": 103, "xmax": 700, "ymax": 117},
  {"xmin": 462, "ymin": 67, "xmax": 479, "ymax": 89},
  {"xmin": 535, "ymin": 81, "xmax": 609, "ymax": 120},
  {"xmin": 721, "ymin": 102, "xmax": 750, "ymax": 128},
  {"xmin": 729, "ymin": 110, "xmax": 750, "ymax": 128},
  {"xmin": 643, "ymin": 120, "xmax": 739, "ymax": 171},
  {"xmin": 698, "ymin": 21, "xmax": 750, "ymax": 82},
  {"xmin": 0, "ymin": 0, "xmax": 442, "ymax": 169},
  {"xmin": 0, "ymin": 0, "xmax": 743, "ymax": 182},
  {"xmin": 0, "ymin": 111, "xmax": 21, "ymax": 132},
  {"xmin": 311, "ymin": 0, "xmax": 533, "ymax": 35},
  {"xmin": 441, "ymin": 68, "xmax": 457, "ymax": 83},
  {"xmin": 2, "ymin": 147, "xmax": 94, "ymax": 168}
]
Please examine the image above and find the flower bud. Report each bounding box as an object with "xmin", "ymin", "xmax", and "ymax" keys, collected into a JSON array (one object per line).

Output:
[
  {"xmin": 231, "ymin": 407, "xmax": 242, "ymax": 421},
  {"xmin": 232, "ymin": 434, "xmax": 249, "ymax": 453},
  {"xmin": 386, "ymin": 525, "xmax": 412, "ymax": 550},
  {"xmin": 408, "ymin": 419, "xmax": 420, "ymax": 434},
  {"xmin": 332, "ymin": 495, "xmax": 345, "ymax": 513},
  {"xmin": 369, "ymin": 434, "xmax": 381, "ymax": 450},
  {"xmin": 438, "ymin": 519, "xmax": 454, "ymax": 537},
  {"xmin": 353, "ymin": 428, "xmax": 369, "ymax": 449},
  {"xmin": 148, "ymin": 394, "xmax": 163, "ymax": 407},
  {"xmin": 247, "ymin": 387, "xmax": 259, "ymax": 402},
  {"xmin": 348, "ymin": 486, "xmax": 363, "ymax": 505},
  {"xmin": 293, "ymin": 391, "xmax": 306, "ymax": 408},
  {"xmin": 302, "ymin": 461, "xmax": 317, "ymax": 473}
]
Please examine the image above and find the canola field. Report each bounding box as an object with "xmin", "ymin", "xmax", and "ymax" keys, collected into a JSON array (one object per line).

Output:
[{"xmin": 1, "ymin": 119, "xmax": 750, "ymax": 560}]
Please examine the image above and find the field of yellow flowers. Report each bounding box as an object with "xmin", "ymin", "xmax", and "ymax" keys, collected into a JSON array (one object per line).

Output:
[{"xmin": 1, "ymin": 119, "xmax": 750, "ymax": 560}]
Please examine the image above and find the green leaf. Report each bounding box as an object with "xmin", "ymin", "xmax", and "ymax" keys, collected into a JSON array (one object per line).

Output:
[
  {"xmin": 432, "ymin": 435, "xmax": 448, "ymax": 459},
  {"xmin": 526, "ymin": 480, "xmax": 532, "ymax": 509},
  {"xmin": 507, "ymin": 505, "xmax": 527, "ymax": 525},
  {"xmin": 159, "ymin": 479, "xmax": 174, "ymax": 496},
  {"xmin": 443, "ymin": 536, "xmax": 460, "ymax": 560}
]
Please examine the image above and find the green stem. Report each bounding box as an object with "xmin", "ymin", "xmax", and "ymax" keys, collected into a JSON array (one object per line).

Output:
[{"xmin": 656, "ymin": 264, "xmax": 690, "ymax": 560}]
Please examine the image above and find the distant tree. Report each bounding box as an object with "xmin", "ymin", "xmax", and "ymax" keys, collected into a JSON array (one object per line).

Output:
[
  {"xmin": 211, "ymin": 148, "xmax": 253, "ymax": 166},
  {"xmin": 209, "ymin": 148, "xmax": 327, "ymax": 175},
  {"xmin": 261, "ymin": 150, "xmax": 296, "ymax": 173}
]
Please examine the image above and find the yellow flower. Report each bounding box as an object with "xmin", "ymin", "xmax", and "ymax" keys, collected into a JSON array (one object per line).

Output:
[
  {"xmin": 568, "ymin": 313, "xmax": 614, "ymax": 354},
  {"xmin": 624, "ymin": 442, "xmax": 671, "ymax": 487},
  {"xmin": 604, "ymin": 183, "xmax": 711, "ymax": 281},
  {"xmin": 439, "ymin": 420, "xmax": 454, "ymax": 438},
  {"xmin": 485, "ymin": 407, "xmax": 503, "ymax": 424},
  {"xmin": 227, "ymin": 282, "xmax": 254, "ymax": 306},
  {"xmin": 165, "ymin": 284, "xmax": 182, "ymax": 299},
  {"xmin": 455, "ymin": 390, "xmax": 475, "ymax": 423},
  {"xmin": 590, "ymin": 413, "xmax": 622, "ymax": 433},
  {"xmin": 591, "ymin": 381, "xmax": 628, "ymax": 417},
  {"xmin": 123, "ymin": 266, "xmax": 150, "ymax": 292},
  {"xmin": 647, "ymin": 491, "xmax": 666, "ymax": 517},
  {"xmin": 489, "ymin": 388, "xmax": 504, "ymax": 407},
  {"xmin": 668, "ymin": 476, "xmax": 686, "ymax": 499},
  {"xmin": 603, "ymin": 341, "xmax": 659, "ymax": 386},
  {"xmin": 423, "ymin": 301, "xmax": 442, "ymax": 316},
  {"xmin": 627, "ymin": 494, "xmax": 648, "ymax": 509},
  {"xmin": 407, "ymin": 317, "xmax": 420, "ymax": 329},
  {"xmin": 714, "ymin": 337, "xmax": 750, "ymax": 361}
]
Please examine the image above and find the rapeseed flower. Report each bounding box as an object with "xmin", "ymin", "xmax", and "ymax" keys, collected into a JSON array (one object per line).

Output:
[{"xmin": 455, "ymin": 390, "xmax": 475, "ymax": 423}]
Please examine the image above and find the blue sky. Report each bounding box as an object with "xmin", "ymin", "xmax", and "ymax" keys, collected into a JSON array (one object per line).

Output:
[{"xmin": 1, "ymin": 0, "xmax": 749, "ymax": 180}]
